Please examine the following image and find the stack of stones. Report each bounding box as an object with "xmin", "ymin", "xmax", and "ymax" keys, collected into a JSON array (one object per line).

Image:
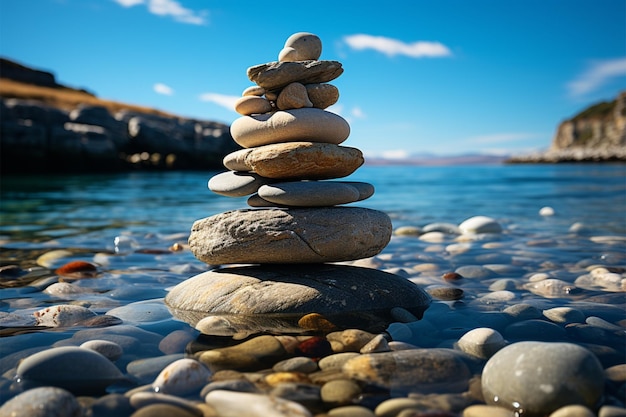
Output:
[{"xmin": 165, "ymin": 33, "xmax": 430, "ymax": 337}]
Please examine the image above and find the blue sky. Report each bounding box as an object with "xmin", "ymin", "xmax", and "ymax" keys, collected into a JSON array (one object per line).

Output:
[{"xmin": 1, "ymin": 0, "xmax": 624, "ymax": 158}]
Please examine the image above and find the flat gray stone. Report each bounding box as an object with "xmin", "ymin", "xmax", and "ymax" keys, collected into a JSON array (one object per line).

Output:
[
  {"xmin": 247, "ymin": 60, "xmax": 343, "ymax": 90},
  {"xmin": 16, "ymin": 346, "xmax": 126, "ymax": 395},
  {"xmin": 165, "ymin": 264, "xmax": 431, "ymax": 336},
  {"xmin": 208, "ymin": 171, "xmax": 275, "ymax": 197},
  {"xmin": 258, "ymin": 181, "xmax": 360, "ymax": 207},
  {"xmin": 230, "ymin": 108, "xmax": 350, "ymax": 149},
  {"xmin": 188, "ymin": 207, "xmax": 392, "ymax": 264}
]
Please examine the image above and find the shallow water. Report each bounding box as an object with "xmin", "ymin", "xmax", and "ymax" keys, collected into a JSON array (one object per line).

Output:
[{"xmin": 1, "ymin": 163, "xmax": 625, "ymax": 415}]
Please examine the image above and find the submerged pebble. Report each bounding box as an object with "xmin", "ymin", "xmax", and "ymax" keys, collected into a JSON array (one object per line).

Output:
[{"xmin": 482, "ymin": 341, "xmax": 605, "ymax": 416}]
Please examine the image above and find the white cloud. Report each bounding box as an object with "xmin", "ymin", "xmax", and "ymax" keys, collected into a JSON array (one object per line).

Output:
[
  {"xmin": 114, "ymin": 0, "xmax": 144, "ymax": 6},
  {"xmin": 344, "ymin": 34, "xmax": 452, "ymax": 58},
  {"xmin": 113, "ymin": 0, "xmax": 208, "ymax": 25},
  {"xmin": 199, "ymin": 93, "xmax": 239, "ymax": 111},
  {"xmin": 568, "ymin": 57, "xmax": 626, "ymax": 97},
  {"xmin": 153, "ymin": 82, "xmax": 174, "ymax": 95},
  {"xmin": 351, "ymin": 106, "xmax": 366, "ymax": 118}
]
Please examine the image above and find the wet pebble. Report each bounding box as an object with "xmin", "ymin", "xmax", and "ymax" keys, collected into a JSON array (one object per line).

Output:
[
  {"xmin": 90, "ymin": 393, "xmax": 134, "ymax": 417},
  {"xmin": 80, "ymin": 339, "xmax": 123, "ymax": 361},
  {"xmin": 482, "ymin": 341, "xmax": 605, "ymax": 416},
  {"xmin": 457, "ymin": 327, "xmax": 506, "ymax": 359},
  {"xmin": 504, "ymin": 319, "xmax": 567, "ymax": 341},
  {"xmin": 455, "ymin": 265, "xmax": 493, "ymax": 279},
  {"xmin": 152, "ymin": 358, "xmax": 211, "ymax": 396},
  {"xmin": 542, "ymin": 306, "xmax": 586, "ymax": 324},
  {"xmin": 0, "ymin": 386, "xmax": 81, "ymax": 417},
  {"xmin": 265, "ymin": 371, "xmax": 310, "ymax": 386},
  {"xmin": 106, "ymin": 300, "xmax": 172, "ymax": 324},
  {"xmin": 502, "ymin": 303, "xmax": 542, "ymax": 321},
  {"xmin": 33, "ymin": 304, "xmax": 96, "ymax": 327},
  {"xmin": 127, "ymin": 354, "xmax": 185, "ymax": 384},
  {"xmin": 342, "ymin": 349, "xmax": 470, "ymax": 392},
  {"xmin": 129, "ymin": 391, "xmax": 202, "ymax": 416},
  {"xmin": 458, "ymin": 215, "xmax": 502, "ymax": 234},
  {"xmin": 270, "ymin": 383, "xmax": 323, "ymax": 412},
  {"xmin": 426, "ymin": 286, "xmax": 464, "ymax": 301},
  {"xmin": 318, "ymin": 352, "xmax": 361, "ymax": 371},
  {"xmin": 328, "ymin": 406, "xmax": 376, "ymax": 417},
  {"xmin": 200, "ymin": 378, "xmax": 259, "ymax": 395},
  {"xmin": 548, "ymin": 404, "xmax": 596, "ymax": 417},
  {"xmin": 462, "ymin": 404, "xmax": 515, "ymax": 416},
  {"xmin": 374, "ymin": 397, "xmax": 422, "ymax": 417},
  {"xmin": 130, "ymin": 403, "xmax": 199, "ymax": 417},
  {"xmin": 488, "ymin": 278, "xmax": 518, "ymax": 291},
  {"xmin": 196, "ymin": 335, "xmax": 287, "ymax": 372},
  {"xmin": 16, "ymin": 346, "xmax": 125, "ymax": 395},
  {"xmin": 360, "ymin": 333, "xmax": 391, "ymax": 353},
  {"xmin": 205, "ymin": 390, "xmax": 312, "ymax": 417},
  {"xmin": 158, "ymin": 329, "xmax": 198, "ymax": 354},
  {"xmin": 327, "ymin": 329, "xmax": 376, "ymax": 352},
  {"xmin": 523, "ymin": 279, "xmax": 578, "ymax": 298},
  {"xmin": 273, "ymin": 356, "xmax": 319, "ymax": 373},
  {"xmin": 320, "ymin": 379, "xmax": 362, "ymax": 406},
  {"xmin": 43, "ymin": 282, "xmax": 94, "ymax": 296}
]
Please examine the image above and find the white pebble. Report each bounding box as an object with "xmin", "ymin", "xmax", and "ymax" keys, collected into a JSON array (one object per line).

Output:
[
  {"xmin": 539, "ymin": 206, "xmax": 555, "ymax": 216},
  {"xmin": 457, "ymin": 327, "xmax": 506, "ymax": 359},
  {"xmin": 34, "ymin": 304, "xmax": 96, "ymax": 327},
  {"xmin": 153, "ymin": 358, "xmax": 211, "ymax": 396}
]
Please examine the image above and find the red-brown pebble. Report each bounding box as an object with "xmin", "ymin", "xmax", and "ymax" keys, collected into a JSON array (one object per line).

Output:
[
  {"xmin": 55, "ymin": 261, "xmax": 97, "ymax": 278},
  {"xmin": 442, "ymin": 272, "xmax": 463, "ymax": 282},
  {"xmin": 296, "ymin": 336, "xmax": 333, "ymax": 359}
]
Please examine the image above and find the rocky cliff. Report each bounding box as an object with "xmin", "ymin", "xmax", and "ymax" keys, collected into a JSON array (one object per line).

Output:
[
  {"xmin": 0, "ymin": 58, "xmax": 239, "ymax": 173},
  {"xmin": 508, "ymin": 91, "xmax": 626, "ymax": 163}
]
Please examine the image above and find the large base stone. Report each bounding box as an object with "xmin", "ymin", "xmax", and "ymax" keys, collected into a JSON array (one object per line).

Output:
[
  {"xmin": 189, "ymin": 207, "xmax": 392, "ymax": 265},
  {"xmin": 164, "ymin": 264, "xmax": 431, "ymax": 337}
]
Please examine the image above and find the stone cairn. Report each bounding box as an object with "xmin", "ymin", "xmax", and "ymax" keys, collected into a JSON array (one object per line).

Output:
[{"xmin": 165, "ymin": 33, "xmax": 430, "ymax": 337}]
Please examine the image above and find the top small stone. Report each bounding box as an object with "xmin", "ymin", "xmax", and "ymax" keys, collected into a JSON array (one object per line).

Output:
[{"xmin": 278, "ymin": 32, "xmax": 322, "ymax": 62}]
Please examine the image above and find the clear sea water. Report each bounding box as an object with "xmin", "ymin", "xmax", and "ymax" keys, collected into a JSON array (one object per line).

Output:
[
  {"xmin": 2, "ymin": 163, "xmax": 625, "ymax": 255},
  {"xmin": 1, "ymin": 163, "xmax": 625, "ymax": 412}
]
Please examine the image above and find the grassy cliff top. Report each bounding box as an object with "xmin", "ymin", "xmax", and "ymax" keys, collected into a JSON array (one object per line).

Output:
[{"xmin": 0, "ymin": 77, "xmax": 175, "ymax": 118}]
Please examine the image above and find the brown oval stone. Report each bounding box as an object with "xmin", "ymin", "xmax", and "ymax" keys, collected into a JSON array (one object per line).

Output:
[
  {"xmin": 223, "ymin": 142, "xmax": 363, "ymax": 180},
  {"xmin": 306, "ymin": 83, "xmax": 339, "ymax": 109},
  {"xmin": 230, "ymin": 108, "xmax": 350, "ymax": 148},
  {"xmin": 234, "ymin": 96, "xmax": 272, "ymax": 116},
  {"xmin": 276, "ymin": 82, "xmax": 313, "ymax": 110}
]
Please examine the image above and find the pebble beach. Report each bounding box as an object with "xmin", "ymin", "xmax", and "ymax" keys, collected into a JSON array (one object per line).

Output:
[
  {"xmin": 1, "ymin": 30, "xmax": 625, "ymax": 417},
  {"xmin": 1, "ymin": 164, "xmax": 625, "ymax": 417}
]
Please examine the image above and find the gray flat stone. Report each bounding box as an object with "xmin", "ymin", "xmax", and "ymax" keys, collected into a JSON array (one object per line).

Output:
[
  {"xmin": 258, "ymin": 181, "xmax": 360, "ymax": 207},
  {"xmin": 188, "ymin": 207, "xmax": 392, "ymax": 264},
  {"xmin": 208, "ymin": 171, "xmax": 275, "ymax": 197},
  {"xmin": 247, "ymin": 60, "xmax": 343, "ymax": 90},
  {"xmin": 165, "ymin": 264, "xmax": 431, "ymax": 336}
]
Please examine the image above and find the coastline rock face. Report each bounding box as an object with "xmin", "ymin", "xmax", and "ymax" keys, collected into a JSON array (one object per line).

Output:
[
  {"xmin": 188, "ymin": 207, "xmax": 392, "ymax": 264},
  {"xmin": 508, "ymin": 90, "xmax": 626, "ymax": 163},
  {"xmin": 552, "ymin": 91, "xmax": 625, "ymax": 151},
  {"xmin": 164, "ymin": 264, "xmax": 431, "ymax": 330},
  {"xmin": 0, "ymin": 58, "xmax": 239, "ymax": 173},
  {"xmin": 223, "ymin": 142, "xmax": 364, "ymax": 180}
]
